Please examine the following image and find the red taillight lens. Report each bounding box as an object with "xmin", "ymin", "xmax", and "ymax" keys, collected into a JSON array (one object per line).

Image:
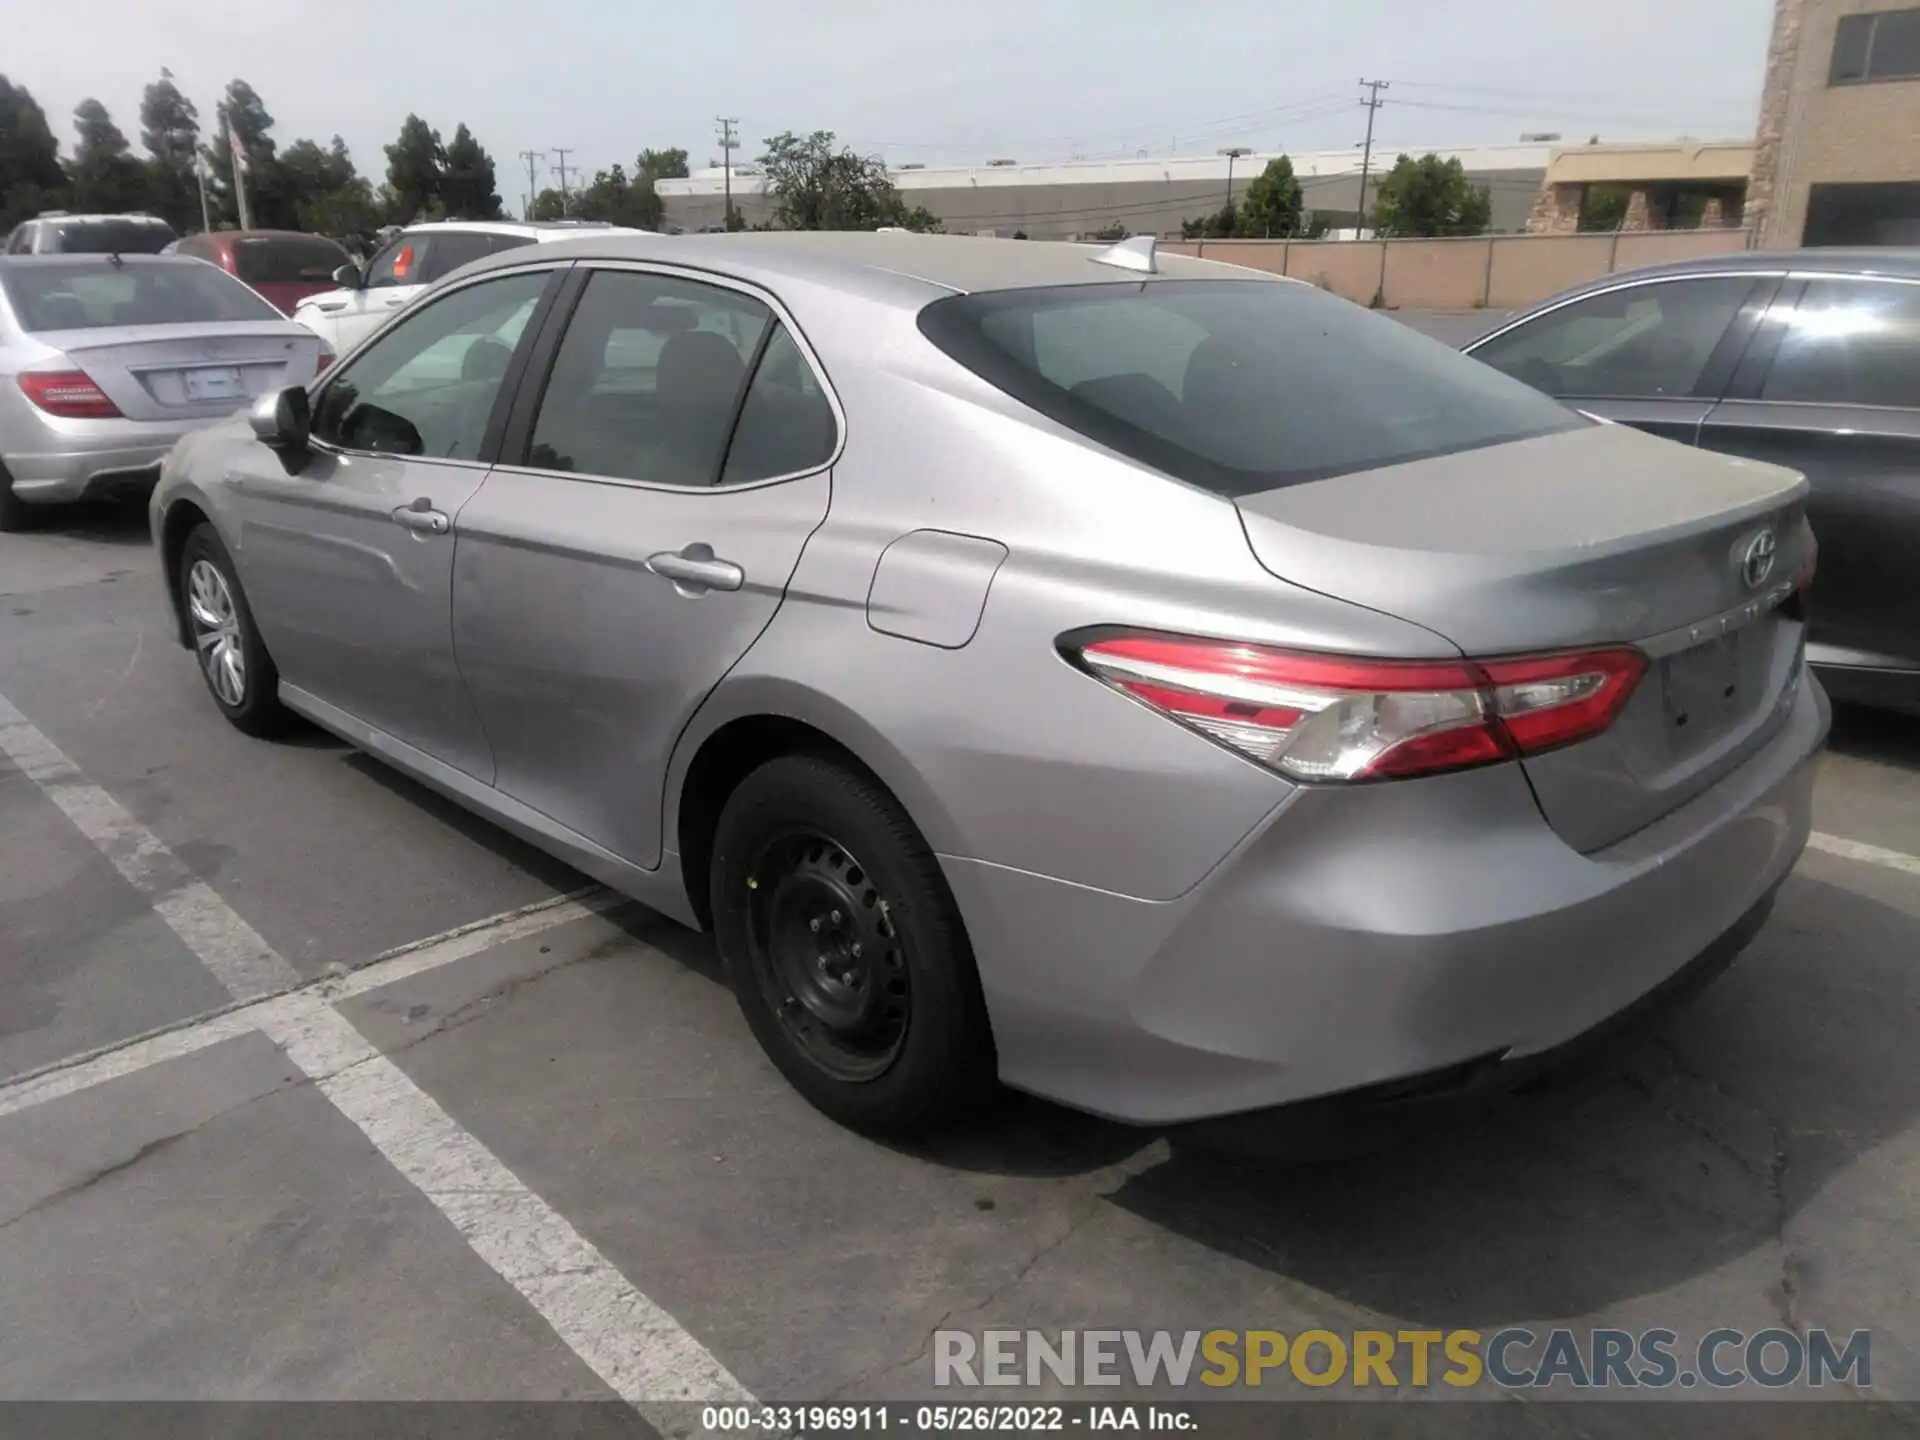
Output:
[
  {"xmin": 315, "ymin": 342, "xmax": 336, "ymax": 376},
  {"xmin": 1073, "ymin": 633, "xmax": 1645, "ymax": 783},
  {"xmin": 17, "ymin": 369, "xmax": 121, "ymax": 419}
]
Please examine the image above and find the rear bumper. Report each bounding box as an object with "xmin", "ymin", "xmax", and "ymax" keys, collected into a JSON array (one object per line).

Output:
[
  {"xmin": 945, "ymin": 671, "xmax": 1830, "ymax": 1125},
  {"xmin": 3, "ymin": 419, "xmax": 209, "ymax": 503}
]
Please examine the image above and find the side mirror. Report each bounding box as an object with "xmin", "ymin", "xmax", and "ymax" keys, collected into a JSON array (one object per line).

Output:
[
  {"xmin": 331, "ymin": 261, "xmax": 363, "ymax": 288},
  {"xmin": 248, "ymin": 385, "xmax": 311, "ymax": 453}
]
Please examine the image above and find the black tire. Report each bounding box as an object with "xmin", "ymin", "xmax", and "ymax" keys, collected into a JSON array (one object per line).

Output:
[
  {"xmin": 710, "ymin": 754, "xmax": 997, "ymax": 1136},
  {"xmin": 178, "ymin": 523, "xmax": 291, "ymax": 737},
  {"xmin": 0, "ymin": 463, "xmax": 36, "ymax": 533}
]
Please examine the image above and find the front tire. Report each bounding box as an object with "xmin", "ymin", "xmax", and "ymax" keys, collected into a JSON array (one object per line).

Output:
[
  {"xmin": 179, "ymin": 523, "xmax": 290, "ymax": 737},
  {"xmin": 710, "ymin": 754, "xmax": 997, "ymax": 1136}
]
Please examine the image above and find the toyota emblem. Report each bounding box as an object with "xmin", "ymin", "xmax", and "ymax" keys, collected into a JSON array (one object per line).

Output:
[{"xmin": 1740, "ymin": 529, "xmax": 1778, "ymax": 590}]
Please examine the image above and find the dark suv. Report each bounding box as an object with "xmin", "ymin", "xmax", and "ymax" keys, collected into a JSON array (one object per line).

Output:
[{"xmin": 1468, "ymin": 249, "xmax": 1920, "ymax": 715}]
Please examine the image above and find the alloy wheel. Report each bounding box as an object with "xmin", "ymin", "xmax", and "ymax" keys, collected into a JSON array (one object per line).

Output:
[{"xmin": 186, "ymin": 558, "xmax": 247, "ymax": 707}]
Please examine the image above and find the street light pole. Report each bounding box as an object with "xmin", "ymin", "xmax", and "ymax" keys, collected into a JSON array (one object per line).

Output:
[{"xmin": 1206, "ymin": 146, "xmax": 1252, "ymax": 257}]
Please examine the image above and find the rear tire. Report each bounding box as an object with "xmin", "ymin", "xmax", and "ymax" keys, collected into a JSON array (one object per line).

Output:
[
  {"xmin": 0, "ymin": 464, "xmax": 36, "ymax": 533},
  {"xmin": 179, "ymin": 523, "xmax": 291, "ymax": 738},
  {"xmin": 709, "ymin": 754, "xmax": 997, "ymax": 1136}
]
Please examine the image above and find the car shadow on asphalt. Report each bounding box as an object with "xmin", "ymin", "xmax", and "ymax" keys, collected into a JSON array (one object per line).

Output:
[
  {"xmin": 1827, "ymin": 700, "xmax": 1920, "ymax": 770},
  {"xmin": 18, "ymin": 497, "xmax": 153, "ymax": 545}
]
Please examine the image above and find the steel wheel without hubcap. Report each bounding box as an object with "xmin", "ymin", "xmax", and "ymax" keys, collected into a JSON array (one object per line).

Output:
[
  {"xmin": 745, "ymin": 831, "xmax": 911, "ymax": 1082},
  {"xmin": 187, "ymin": 558, "xmax": 246, "ymax": 707}
]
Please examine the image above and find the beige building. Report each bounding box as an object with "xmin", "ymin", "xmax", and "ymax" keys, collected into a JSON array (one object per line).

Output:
[
  {"xmin": 1749, "ymin": 0, "xmax": 1920, "ymax": 245},
  {"xmin": 1524, "ymin": 140, "xmax": 1753, "ymax": 234}
]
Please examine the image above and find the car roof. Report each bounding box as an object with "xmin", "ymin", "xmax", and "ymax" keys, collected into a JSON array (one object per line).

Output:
[
  {"xmin": 34, "ymin": 213, "xmax": 172, "ymax": 226},
  {"xmin": 401, "ymin": 219, "xmax": 635, "ymax": 241},
  {"xmin": 456, "ymin": 230, "xmax": 1286, "ymax": 302},
  {"xmin": 0, "ymin": 252, "xmax": 203, "ymax": 268}
]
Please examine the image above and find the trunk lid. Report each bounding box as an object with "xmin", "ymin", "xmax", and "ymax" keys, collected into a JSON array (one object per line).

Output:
[
  {"xmin": 1234, "ymin": 423, "xmax": 1813, "ymax": 851},
  {"xmin": 40, "ymin": 323, "xmax": 319, "ymax": 422}
]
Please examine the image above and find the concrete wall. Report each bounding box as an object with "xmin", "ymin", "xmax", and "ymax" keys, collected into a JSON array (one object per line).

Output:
[{"xmin": 1160, "ymin": 229, "xmax": 1754, "ymax": 309}]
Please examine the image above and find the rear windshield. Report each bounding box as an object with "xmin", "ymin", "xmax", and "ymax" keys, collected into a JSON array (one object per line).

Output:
[
  {"xmin": 50, "ymin": 220, "xmax": 176, "ymax": 255},
  {"xmin": 2, "ymin": 261, "xmax": 281, "ymax": 331},
  {"xmin": 917, "ymin": 279, "xmax": 1583, "ymax": 494},
  {"xmin": 232, "ymin": 234, "xmax": 348, "ymax": 284}
]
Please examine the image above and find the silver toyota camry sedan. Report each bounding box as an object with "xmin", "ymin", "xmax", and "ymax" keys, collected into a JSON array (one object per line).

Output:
[
  {"xmin": 149, "ymin": 232, "xmax": 1829, "ymax": 1134},
  {"xmin": 1, "ymin": 254, "xmax": 329, "ymax": 530}
]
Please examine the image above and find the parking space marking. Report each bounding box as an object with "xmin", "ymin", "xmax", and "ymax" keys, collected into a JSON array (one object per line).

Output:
[
  {"xmin": 261, "ymin": 994, "xmax": 755, "ymax": 1417},
  {"xmin": 0, "ymin": 1010, "xmax": 259, "ymax": 1120},
  {"xmin": 1809, "ymin": 830, "xmax": 1920, "ymax": 880},
  {"xmin": 0, "ymin": 689, "xmax": 300, "ymax": 999}
]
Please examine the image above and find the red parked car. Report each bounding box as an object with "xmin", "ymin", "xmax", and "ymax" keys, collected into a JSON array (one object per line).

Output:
[{"xmin": 170, "ymin": 230, "xmax": 352, "ymax": 315}]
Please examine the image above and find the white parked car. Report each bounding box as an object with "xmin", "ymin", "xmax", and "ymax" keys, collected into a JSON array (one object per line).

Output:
[{"xmin": 291, "ymin": 220, "xmax": 634, "ymax": 356}]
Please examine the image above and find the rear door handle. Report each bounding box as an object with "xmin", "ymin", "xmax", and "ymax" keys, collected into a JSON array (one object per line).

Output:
[
  {"xmin": 646, "ymin": 542, "xmax": 744, "ymax": 594},
  {"xmin": 392, "ymin": 499, "xmax": 450, "ymax": 535}
]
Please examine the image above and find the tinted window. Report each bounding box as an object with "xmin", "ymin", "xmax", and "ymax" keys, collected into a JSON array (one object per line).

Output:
[
  {"xmin": 1, "ymin": 260, "xmax": 280, "ymax": 330},
  {"xmin": 420, "ymin": 232, "xmax": 517, "ymax": 283},
  {"xmin": 232, "ymin": 234, "xmax": 348, "ymax": 284},
  {"xmin": 722, "ymin": 324, "xmax": 837, "ymax": 482},
  {"xmin": 313, "ymin": 270, "xmax": 548, "ymax": 459},
  {"xmin": 1833, "ymin": 7, "xmax": 1920, "ymax": 81},
  {"xmin": 1472, "ymin": 277, "xmax": 1756, "ymax": 400},
  {"xmin": 526, "ymin": 270, "xmax": 771, "ymax": 486},
  {"xmin": 48, "ymin": 220, "xmax": 176, "ymax": 254},
  {"xmin": 1762, "ymin": 278, "xmax": 1920, "ymax": 410},
  {"xmin": 365, "ymin": 236, "xmax": 430, "ymax": 289},
  {"xmin": 919, "ymin": 279, "xmax": 1581, "ymax": 496}
]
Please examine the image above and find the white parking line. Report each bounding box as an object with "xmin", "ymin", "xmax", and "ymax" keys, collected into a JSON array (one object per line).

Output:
[
  {"xmin": 0, "ymin": 690, "xmax": 299, "ymax": 999},
  {"xmin": 1808, "ymin": 831, "xmax": 1920, "ymax": 880},
  {"xmin": 0, "ymin": 694, "xmax": 750, "ymax": 1413}
]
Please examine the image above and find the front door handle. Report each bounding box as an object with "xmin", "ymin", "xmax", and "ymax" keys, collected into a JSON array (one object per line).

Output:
[
  {"xmin": 646, "ymin": 542, "xmax": 744, "ymax": 594},
  {"xmin": 392, "ymin": 498, "xmax": 449, "ymax": 535}
]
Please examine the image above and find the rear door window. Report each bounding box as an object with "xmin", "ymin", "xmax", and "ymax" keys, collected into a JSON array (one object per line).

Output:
[
  {"xmin": 1471, "ymin": 276, "xmax": 1758, "ymax": 400},
  {"xmin": 48, "ymin": 220, "xmax": 176, "ymax": 254},
  {"xmin": 1, "ymin": 261, "xmax": 281, "ymax": 330},
  {"xmin": 524, "ymin": 269, "xmax": 772, "ymax": 486},
  {"xmin": 721, "ymin": 324, "xmax": 838, "ymax": 482},
  {"xmin": 919, "ymin": 278, "xmax": 1581, "ymax": 495},
  {"xmin": 366, "ymin": 236, "xmax": 431, "ymax": 288},
  {"xmin": 1759, "ymin": 277, "xmax": 1920, "ymax": 410}
]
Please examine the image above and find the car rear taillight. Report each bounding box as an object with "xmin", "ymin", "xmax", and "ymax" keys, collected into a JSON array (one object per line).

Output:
[
  {"xmin": 315, "ymin": 342, "xmax": 336, "ymax": 376},
  {"xmin": 17, "ymin": 370, "xmax": 121, "ymax": 419},
  {"xmin": 1071, "ymin": 633, "xmax": 1646, "ymax": 783}
]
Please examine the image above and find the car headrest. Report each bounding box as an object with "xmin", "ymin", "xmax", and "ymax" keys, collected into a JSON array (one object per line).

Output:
[{"xmin": 656, "ymin": 330, "xmax": 745, "ymax": 413}]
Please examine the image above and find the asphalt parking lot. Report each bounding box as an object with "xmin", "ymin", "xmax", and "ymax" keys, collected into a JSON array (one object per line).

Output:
[{"xmin": 4, "ymin": 468, "xmax": 1919, "ymax": 1432}]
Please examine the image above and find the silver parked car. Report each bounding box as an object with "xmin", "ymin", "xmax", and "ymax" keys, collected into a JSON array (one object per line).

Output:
[
  {"xmin": 1, "ymin": 254, "xmax": 329, "ymax": 530},
  {"xmin": 150, "ymin": 232, "xmax": 1829, "ymax": 1134}
]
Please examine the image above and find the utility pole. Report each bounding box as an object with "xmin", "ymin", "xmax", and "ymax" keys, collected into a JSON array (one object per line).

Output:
[
  {"xmin": 551, "ymin": 147, "xmax": 575, "ymax": 215},
  {"xmin": 518, "ymin": 149, "xmax": 544, "ymax": 220},
  {"xmin": 1356, "ymin": 78, "xmax": 1390, "ymax": 236},
  {"xmin": 1204, "ymin": 146, "xmax": 1251, "ymax": 258},
  {"xmin": 715, "ymin": 116, "xmax": 739, "ymax": 229}
]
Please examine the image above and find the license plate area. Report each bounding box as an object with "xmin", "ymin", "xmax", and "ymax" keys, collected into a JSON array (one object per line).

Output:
[
  {"xmin": 182, "ymin": 366, "xmax": 247, "ymax": 402},
  {"xmin": 1656, "ymin": 619, "xmax": 1780, "ymax": 753}
]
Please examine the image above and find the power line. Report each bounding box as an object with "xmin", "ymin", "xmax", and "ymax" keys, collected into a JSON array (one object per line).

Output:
[
  {"xmin": 551, "ymin": 146, "xmax": 575, "ymax": 215},
  {"xmin": 1356, "ymin": 79, "xmax": 1390, "ymax": 232}
]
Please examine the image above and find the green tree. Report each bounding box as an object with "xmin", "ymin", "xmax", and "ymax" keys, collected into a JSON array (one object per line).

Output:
[
  {"xmin": 635, "ymin": 147, "xmax": 689, "ymax": 182},
  {"xmin": 1370, "ymin": 152, "xmax": 1492, "ymax": 237},
  {"xmin": 441, "ymin": 123, "xmax": 503, "ymax": 220},
  {"xmin": 278, "ymin": 136, "xmax": 379, "ymax": 237},
  {"xmin": 69, "ymin": 99, "xmax": 151, "ymax": 215},
  {"xmin": 1180, "ymin": 201, "xmax": 1237, "ymax": 240},
  {"xmin": 1089, "ymin": 221, "xmax": 1130, "ymax": 242},
  {"xmin": 1, "ymin": 75, "xmax": 67, "ymax": 230},
  {"xmin": 139, "ymin": 68, "xmax": 201, "ymax": 230},
  {"xmin": 384, "ymin": 114, "xmax": 444, "ymax": 223},
  {"xmin": 529, "ymin": 185, "xmax": 567, "ymax": 221},
  {"xmin": 1235, "ymin": 155, "xmax": 1303, "ymax": 237},
  {"xmin": 758, "ymin": 130, "xmax": 936, "ymax": 231},
  {"xmin": 200, "ymin": 79, "xmax": 279, "ymax": 227},
  {"xmin": 570, "ymin": 163, "xmax": 664, "ymax": 229}
]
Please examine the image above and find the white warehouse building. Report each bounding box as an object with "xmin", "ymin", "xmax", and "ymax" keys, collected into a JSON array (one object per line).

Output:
[{"xmin": 653, "ymin": 143, "xmax": 1556, "ymax": 239}]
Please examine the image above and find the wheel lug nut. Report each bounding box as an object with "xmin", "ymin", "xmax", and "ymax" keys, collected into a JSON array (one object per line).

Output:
[
  {"xmin": 810, "ymin": 917, "xmax": 821, "ymax": 932},
  {"xmin": 831, "ymin": 910, "xmax": 842, "ymax": 924},
  {"xmin": 850, "ymin": 942, "xmax": 863, "ymax": 958}
]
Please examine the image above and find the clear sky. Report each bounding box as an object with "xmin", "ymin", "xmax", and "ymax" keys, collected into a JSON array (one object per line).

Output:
[{"xmin": 12, "ymin": 0, "xmax": 1773, "ymax": 200}]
